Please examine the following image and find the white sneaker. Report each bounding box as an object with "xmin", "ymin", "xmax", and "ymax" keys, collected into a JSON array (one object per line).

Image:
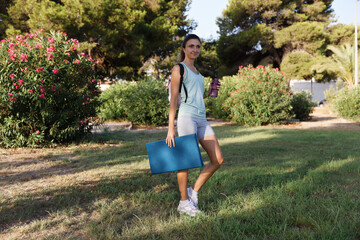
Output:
[
  {"xmin": 177, "ymin": 199, "xmax": 201, "ymax": 217},
  {"xmin": 187, "ymin": 187, "xmax": 198, "ymax": 207}
]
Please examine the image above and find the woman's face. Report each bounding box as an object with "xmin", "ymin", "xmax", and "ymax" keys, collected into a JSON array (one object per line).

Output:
[{"xmin": 183, "ymin": 39, "xmax": 201, "ymax": 60}]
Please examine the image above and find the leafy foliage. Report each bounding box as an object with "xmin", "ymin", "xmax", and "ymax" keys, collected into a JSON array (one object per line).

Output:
[
  {"xmin": 216, "ymin": 0, "xmax": 335, "ymax": 79},
  {"xmin": 290, "ymin": 91, "xmax": 316, "ymax": 121},
  {"xmin": 196, "ymin": 40, "xmax": 221, "ymax": 79},
  {"xmin": 324, "ymin": 79, "xmax": 346, "ymax": 103},
  {"xmin": 4, "ymin": 0, "xmax": 193, "ymax": 79},
  {"xmin": 321, "ymin": 43, "xmax": 359, "ymax": 86},
  {"xmin": 221, "ymin": 65, "xmax": 294, "ymax": 126},
  {"xmin": 0, "ymin": 30, "xmax": 100, "ymax": 147},
  {"xmin": 326, "ymin": 23, "xmax": 356, "ymax": 46},
  {"xmin": 205, "ymin": 75, "xmax": 237, "ymax": 120},
  {"xmin": 333, "ymin": 86, "xmax": 360, "ymax": 121},
  {"xmin": 98, "ymin": 79, "xmax": 169, "ymax": 126},
  {"xmin": 281, "ymin": 51, "xmax": 315, "ymax": 80},
  {"xmin": 97, "ymin": 82, "xmax": 134, "ymax": 121}
]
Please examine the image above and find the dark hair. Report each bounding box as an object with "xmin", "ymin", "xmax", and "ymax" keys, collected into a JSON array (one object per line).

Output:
[{"xmin": 180, "ymin": 34, "xmax": 201, "ymax": 61}]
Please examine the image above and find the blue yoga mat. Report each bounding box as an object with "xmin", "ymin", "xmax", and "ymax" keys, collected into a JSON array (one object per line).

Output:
[{"xmin": 146, "ymin": 134, "xmax": 203, "ymax": 174}]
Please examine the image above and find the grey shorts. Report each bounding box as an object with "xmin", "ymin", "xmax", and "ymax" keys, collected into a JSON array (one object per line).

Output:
[{"xmin": 177, "ymin": 115, "xmax": 215, "ymax": 141}]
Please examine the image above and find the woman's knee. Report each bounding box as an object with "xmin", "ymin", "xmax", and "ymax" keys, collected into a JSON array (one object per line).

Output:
[{"xmin": 213, "ymin": 156, "xmax": 223, "ymax": 168}]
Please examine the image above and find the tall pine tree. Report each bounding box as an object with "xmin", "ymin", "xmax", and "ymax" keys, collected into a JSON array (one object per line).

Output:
[
  {"xmin": 4, "ymin": 0, "xmax": 193, "ymax": 79},
  {"xmin": 217, "ymin": 0, "xmax": 334, "ymax": 79}
]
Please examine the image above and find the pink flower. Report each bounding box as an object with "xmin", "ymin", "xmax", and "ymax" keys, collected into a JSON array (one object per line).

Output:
[
  {"xmin": 92, "ymin": 79, "xmax": 96, "ymax": 83},
  {"xmin": 10, "ymin": 73, "xmax": 15, "ymax": 79},
  {"xmin": 29, "ymin": 89, "xmax": 34, "ymax": 93},
  {"xmin": 80, "ymin": 53, "xmax": 85, "ymax": 56},
  {"xmin": 35, "ymin": 44, "xmax": 42, "ymax": 49},
  {"xmin": 39, "ymin": 94, "xmax": 45, "ymax": 99},
  {"xmin": 13, "ymin": 82, "xmax": 17, "ymax": 86},
  {"xmin": 48, "ymin": 37, "xmax": 55, "ymax": 43},
  {"xmin": 64, "ymin": 60, "xmax": 69, "ymax": 64},
  {"xmin": 46, "ymin": 52, "xmax": 54, "ymax": 59},
  {"xmin": 15, "ymin": 86, "xmax": 20, "ymax": 90},
  {"xmin": 35, "ymin": 130, "xmax": 40, "ymax": 135},
  {"xmin": 9, "ymin": 51, "xmax": 17, "ymax": 61},
  {"xmin": 80, "ymin": 120, "xmax": 84, "ymax": 124},
  {"xmin": 35, "ymin": 67, "xmax": 44, "ymax": 72},
  {"xmin": 51, "ymin": 86, "xmax": 56, "ymax": 91},
  {"xmin": 40, "ymin": 29, "xmax": 44, "ymax": 32},
  {"xmin": 52, "ymin": 69, "xmax": 59, "ymax": 74},
  {"xmin": 74, "ymin": 59, "xmax": 80, "ymax": 64},
  {"xmin": 47, "ymin": 44, "xmax": 55, "ymax": 52},
  {"xmin": 8, "ymin": 92, "xmax": 13, "ymax": 96},
  {"xmin": 67, "ymin": 53, "xmax": 71, "ymax": 56},
  {"xmin": 9, "ymin": 98, "xmax": 17, "ymax": 101},
  {"xmin": 18, "ymin": 79, "xmax": 24, "ymax": 85},
  {"xmin": 40, "ymin": 88, "xmax": 45, "ymax": 93},
  {"xmin": 71, "ymin": 38, "xmax": 79, "ymax": 44},
  {"xmin": 40, "ymin": 79, "xmax": 44, "ymax": 83}
]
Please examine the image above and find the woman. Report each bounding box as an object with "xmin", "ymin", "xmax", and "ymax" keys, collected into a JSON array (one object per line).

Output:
[{"xmin": 166, "ymin": 34, "xmax": 224, "ymax": 217}]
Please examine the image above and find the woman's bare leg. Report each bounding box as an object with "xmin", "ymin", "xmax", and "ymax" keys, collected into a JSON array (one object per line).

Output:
[
  {"xmin": 177, "ymin": 169, "xmax": 189, "ymax": 200},
  {"xmin": 192, "ymin": 134, "xmax": 223, "ymax": 192}
]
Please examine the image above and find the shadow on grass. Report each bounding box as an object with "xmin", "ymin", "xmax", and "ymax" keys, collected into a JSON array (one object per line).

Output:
[
  {"xmin": 1, "ymin": 126, "xmax": 360, "ymax": 239},
  {"xmin": 0, "ymin": 130, "xmax": 167, "ymax": 187}
]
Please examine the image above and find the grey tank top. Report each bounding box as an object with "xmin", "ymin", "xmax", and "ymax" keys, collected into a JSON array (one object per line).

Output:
[{"xmin": 178, "ymin": 62, "xmax": 206, "ymax": 119}]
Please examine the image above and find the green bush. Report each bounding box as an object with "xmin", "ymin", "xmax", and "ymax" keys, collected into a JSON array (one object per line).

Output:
[
  {"xmin": 97, "ymin": 82, "xmax": 135, "ymax": 121},
  {"xmin": 223, "ymin": 65, "xmax": 294, "ymax": 126},
  {"xmin": 291, "ymin": 91, "xmax": 316, "ymax": 121},
  {"xmin": 0, "ymin": 30, "xmax": 100, "ymax": 147},
  {"xmin": 324, "ymin": 79, "xmax": 346, "ymax": 103},
  {"xmin": 324, "ymin": 85, "xmax": 337, "ymax": 103},
  {"xmin": 98, "ymin": 79, "xmax": 169, "ymax": 126},
  {"xmin": 205, "ymin": 75, "xmax": 238, "ymax": 120},
  {"xmin": 333, "ymin": 86, "xmax": 360, "ymax": 120}
]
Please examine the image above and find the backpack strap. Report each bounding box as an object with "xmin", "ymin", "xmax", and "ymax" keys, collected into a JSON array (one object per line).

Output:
[{"xmin": 178, "ymin": 63, "xmax": 188, "ymax": 103}]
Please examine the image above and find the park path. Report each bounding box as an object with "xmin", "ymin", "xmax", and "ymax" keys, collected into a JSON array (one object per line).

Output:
[
  {"xmin": 281, "ymin": 106, "xmax": 360, "ymax": 131},
  {"xmin": 92, "ymin": 106, "xmax": 360, "ymax": 133}
]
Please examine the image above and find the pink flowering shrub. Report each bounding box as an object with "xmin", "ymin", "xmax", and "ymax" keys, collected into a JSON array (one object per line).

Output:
[
  {"xmin": 220, "ymin": 65, "xmax": 293, "ymax": 126},
  {"xmin": 0, "ymin": 30, "xmax": 100, "ymax": 147}
]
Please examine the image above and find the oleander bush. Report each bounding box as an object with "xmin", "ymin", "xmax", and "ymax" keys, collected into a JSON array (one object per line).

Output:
[
  {"xmin": 333, "ymin": 86, "xmax": 360, "ymax": 120},
  {"xmin": 290, "ymin": 91, "xmax": 317, "ymax": 121},
  {"xmin": 223, "ymin": 65, "xmax": 294, "ymax": 126},
  {"xmin": 98, "ymin": 79, "xmax": 169, "ymax": 126},
  {"xmin": 205, "ymin": 75, "xmax": 237, "ymax": 120},
  {"xmin": 0, "ymin": 30, "xmax": 100, "ymax": 147}
]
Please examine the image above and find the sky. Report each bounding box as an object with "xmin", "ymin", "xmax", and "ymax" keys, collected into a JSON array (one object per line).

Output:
[{"xmin": 187, "ymin": 0, "xmax": 357, "ymax": 40}]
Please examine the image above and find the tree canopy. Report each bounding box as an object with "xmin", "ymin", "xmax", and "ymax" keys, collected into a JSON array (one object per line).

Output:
[
  {"xmin": 1, "ymin": 0, "xmax": 356, "ymax": 81},
  {"xmin": 216, "ymin": 0, "xmax": 336, "ymax": 79},
  {"xmin": 3, "ymin": 0, "xmax": 194, "ymax": 79}
]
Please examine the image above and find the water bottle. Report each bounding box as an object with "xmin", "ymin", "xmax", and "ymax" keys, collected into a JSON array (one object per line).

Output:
[{"xmin": 210, "ymin": 78, "xmax": 220, "ymax": 97}]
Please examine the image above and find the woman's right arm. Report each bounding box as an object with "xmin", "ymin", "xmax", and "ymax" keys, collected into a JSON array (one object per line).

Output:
[{"xmin": 166, "ymin": 65, "xmax": 181, "ymax": 148}]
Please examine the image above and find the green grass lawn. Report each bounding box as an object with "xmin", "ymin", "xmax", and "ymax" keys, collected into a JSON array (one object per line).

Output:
[{"xmin": 1, "ymin": 126, "xmax": 360, "ymax": 239}]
